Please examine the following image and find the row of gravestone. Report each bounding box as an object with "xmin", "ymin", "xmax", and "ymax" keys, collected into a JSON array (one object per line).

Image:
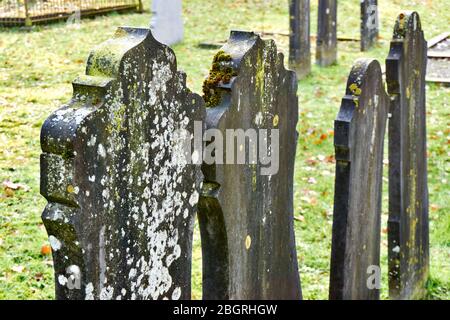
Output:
[
  {"xmin": 330, "ymin": 11, "xmax": 429, "ymax": 300},
  {"xmin": 289, "ymin": 0, "xmax": 379, "ymax": 79},
  {"xmin": 40, "ymin": 11, "xmax": 428, "ymax": 300},
  {"xmin": 41, "ymin": 27, "xmax": 301, "ymax": 300}
]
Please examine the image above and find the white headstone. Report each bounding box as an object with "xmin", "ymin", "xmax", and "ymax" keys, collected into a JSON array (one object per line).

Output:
[{"xmin": 150, "ymin": 0, "xmax": 184, "ymax": 46}]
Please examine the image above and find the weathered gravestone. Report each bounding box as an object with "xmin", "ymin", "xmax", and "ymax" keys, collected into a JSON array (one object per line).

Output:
[
  {"xmin": 150, "ymin": 0, "xmax": 184, "ymax": 46},
  {"xmin": 360, "ymin": 0, "xmax": 379, "ymax": 51},
  {"xmin": 40, "ymin": 27, "xmax": 204, "ymax": 300},
  {"xmin": 329, "ymin": 59, "xmax": 389, "ymax": 300},
  {"xmin": 386, "ymin": 11, "xmax": 429, "ymax": 300},
  {"xmin": 289, "ymin": 0, "xmax": 311, "ymax": 79},
  {"xmin": 316, "ymin": 0, "xmax": 337, "ymax": 66},
  {"xmin": 198, "ymin": 31, "xmax": 302, "ymax": 300}
]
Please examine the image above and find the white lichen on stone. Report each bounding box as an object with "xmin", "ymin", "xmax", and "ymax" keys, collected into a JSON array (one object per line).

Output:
[
  {"xmin": 58, "ymin": 275, "xmax": 67, "ymax": 286},
  {"xmin": 171, "ymin": 287, "xmax": 181, "ymax": 300},
  {"xmin": 44, "ymin": 30, "xmax": 203, "ymax": 301},
  {"xmin": 49, "ymin": 235, "xmax": 62, "ymax": 251}
]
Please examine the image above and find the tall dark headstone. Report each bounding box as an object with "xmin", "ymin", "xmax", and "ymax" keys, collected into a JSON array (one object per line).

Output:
[
  {"xmin": 289, "ymin": 0, "xmax": 311, "ymax": 79},
  {"xmin": 330, "ymin": 59, "xmax": 389, "ymax": 300},
  {"xmin": 386, "ymin": 11, "xmax": 429, "ymax": 300},
  {"xmin": 199, "ymin": 31, "xmax": 302, "ymax": 300},
  {"xmin": 360, "ymin": 0, "xmax": 379, "ymax": 51},
  {"xmin": 316, "ymin": 0, "xmax": 337, "ymax": 66},
  {"xmin": 40, "ymin": 27, "xmax": 205, "ymax": 300}
]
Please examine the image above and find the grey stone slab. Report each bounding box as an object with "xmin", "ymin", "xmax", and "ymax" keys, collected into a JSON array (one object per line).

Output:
[
  {"xmin": 330, "ymin": 58, "xmax": 389, "ymax": 300},
  {"xmin": 199, "ymin": 31, "xmax": 302, "ymax": 300},
  {"xmin": 40, "ymin": 27, "xmax": 205, "ymax": 300},
  {"xmin": 386, "ymin": 11, "xmax": 429, "ymax": 300}
]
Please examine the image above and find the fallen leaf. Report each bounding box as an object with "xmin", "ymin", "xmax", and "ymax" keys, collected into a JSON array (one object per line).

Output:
[
  {"xmin": 2, "ymin": 180, "xmax": 30, "ymax": 196},
  {"xmin": 3, "ymin": 187, "xmax": 14, "ymax": 197},
  {"xmin": 41, "ymin": 244, "xmax": 52, "ymax": 256},
  {"xmin": 294, "ymin": 215, "xmax": 305, "ymax": 222},
  {"xmin": 430, "ymin": 204, "xmax": 439, "ymax": 212},
  {"xmin": 314, "ymin": 88, "xmax": 324, "ymax": 98},
  {"xmin": 3, "ymin": 180, "xmax": 21, "ymax": 190},
  {"xmin": 325, "ymin": 155, "xmax": 335, "ymax": 163},
  {"xmin": 34, "ymin": 273, "xmax": 44, "ymax": 281},
  {"xmin": 306, "ymin": 157, "xmax": 318, "ymax": 166}
]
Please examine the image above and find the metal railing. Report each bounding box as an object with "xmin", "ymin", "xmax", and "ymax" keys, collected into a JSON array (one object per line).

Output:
[{"xmin": 0, "ymin": 0, "xmax": 143, "ymax": 26}]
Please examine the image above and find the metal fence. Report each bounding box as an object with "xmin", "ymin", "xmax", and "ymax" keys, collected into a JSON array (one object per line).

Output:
[{"xmin": 0, "ymin": 0, "xmax": 142, "ymax": 26}]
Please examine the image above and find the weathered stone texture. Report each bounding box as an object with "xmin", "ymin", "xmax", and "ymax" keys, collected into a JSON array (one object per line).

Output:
[
  {"xmin": 199, "ymin": 31, "xmax": 302, "ymax": 300},
  {"xmin": 41, "ymin": 27, "xmax": 204, "ymax": 300},
  {"xmin": 386, "ymin": 11, "xmax": 429, "ymax": 300},
  {"xmin": 330, "ymin": 58, "xmax": 389, "ymax": 300}
]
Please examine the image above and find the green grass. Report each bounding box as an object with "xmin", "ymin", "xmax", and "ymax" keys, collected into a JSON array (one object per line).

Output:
[{"xmin": 0, "ymin": 0, "xmax": 449, "ymax": 300}]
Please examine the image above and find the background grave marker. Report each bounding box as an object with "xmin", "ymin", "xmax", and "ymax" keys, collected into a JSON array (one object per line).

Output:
[
  {"xmin": 316, "ymin": 0, "xmax": 337, "ymax": 66},
  {"xmin": 289, "ymin": 0, "xmax": 311, "ymax": 79}
]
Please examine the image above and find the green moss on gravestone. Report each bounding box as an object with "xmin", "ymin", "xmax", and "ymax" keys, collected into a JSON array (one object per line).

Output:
[{"xmin": 202, "ymin": 50, "xmax": 238, "ymax": 107}]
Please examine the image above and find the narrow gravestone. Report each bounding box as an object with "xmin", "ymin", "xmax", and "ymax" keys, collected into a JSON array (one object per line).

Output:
[
  {"xmin": 316, "ymin": 0, "xmax": 337, "ymax": 66},
  {"xmin": 289, "ymin": 0, "xmax": 311, "ymax": 79},
  {"xmin": 40, "ymin": 27, "xmax": 204, "ymax": 300},
  {"xmin": 329, "ymin": 58, "xmax": 389, "ymax": 300},
  {"xmin": 198, "ymin": 31, "xmax": 302, "ymax": 300},
  {"xmin": 360, "ymin": 0, "xmax": 379, "ymax": 51},
  {"xmin": 386, "ymin": 11, "xmax": 429, "ymax": 300},
  {"xmin": 150, "ymin": 0, "xmax": 184, "ymax": 46}
]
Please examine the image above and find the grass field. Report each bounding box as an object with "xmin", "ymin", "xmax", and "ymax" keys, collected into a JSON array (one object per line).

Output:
[{"xmin": 0, "ymin": 0, "xmax": 448, "ymax": 300}]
